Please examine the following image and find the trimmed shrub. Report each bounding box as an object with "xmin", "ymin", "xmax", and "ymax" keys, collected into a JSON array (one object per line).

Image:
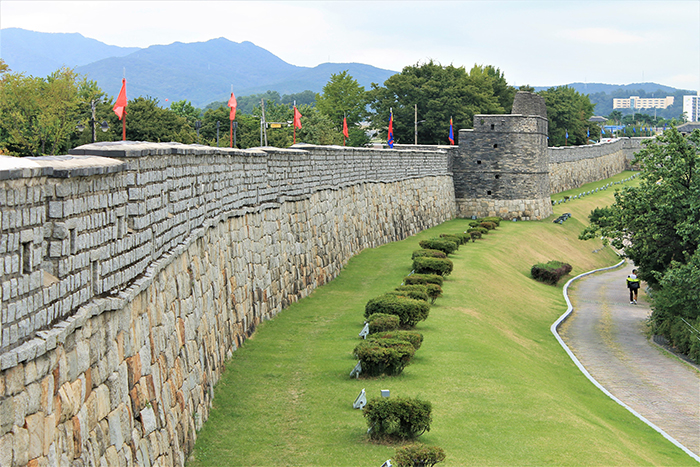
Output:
[
  {"xmin": 531, "ymin": 260, "xmax": 573, "ymax": 285},
  {"xmin": 468, "ymin": 221, "xmax": 480, "ymax": 228},
  {"xmin": 368, "ymin": 330, "xmax": 424, "ymax": 350},
  {"xmin": 363, "ymin": 397, "xmax": 432, "ymax": 440},
  {"xmin": 419, "ymin": 238, "xmax": 458, "ymax": 255},
  {"xmin": 454, "ymin": 232, "xmax": 471, "ymax": 244},
  {"xmin": 394, "ymin": 444, "xmax": 446, "ymax": 467},
  {"xmin": 412, "ymin": 249, "xmax": 447, "ymax": 260},
  {"xmin": 467, "ymin": 227, "xmax": 488, "ymax": 235},
  {"xmin": 439, "ymin": 234, "xmax": 463, "ymax": 246},
  {"xmin": 403, "ymin": 274, "xmax": 444, "ymax": 287},
  {"xmin": 387, "ymin": 288, "xmax": 429, "ymax": 302},
  {"xmin": 364, "ymin": 294, "xmax": 430, "ymax": 327},
  {"xmin": 468, "ymin": 231, "xmax": 482, "ymax": 241},
  {"xmin": 412, "ymin": 257, "xmax": 453, "ymax": 276},
  {"xmin": 480, "ymin": 221, "xmax": 497, "ymax": 230},
  {"xmin": 424, "ymin": 283, "xmax": 443, "ymax": 304},
  {"xmin": 481, "ymin": 216, "xmax": 502, "ymax": 226},
  {"xmin": 367, "ymin": 313, "xmax": 401, "ymax": 333},
  {"xmin": 354, "ymin": 339, "xmax": 415, "ymax": 376}
]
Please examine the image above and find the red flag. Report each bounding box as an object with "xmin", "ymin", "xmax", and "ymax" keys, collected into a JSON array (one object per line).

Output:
[
  {"xmin": 343, "ymin": 117, "xmax": 349, "ymax": 138},
  {"xmin": 293, "ymin": 106, "xmax": 302, "ymax": 129},
  {"xmin": 113, "ymin": 78, "xmax": 127, "ymax": 120},
  {"xmin": 228, "ymin": 92, "xmax": 237, "ymax": 120},
  {"xmin": 448, "ymin": 117, "xmax": 455, "ymax": 145}
]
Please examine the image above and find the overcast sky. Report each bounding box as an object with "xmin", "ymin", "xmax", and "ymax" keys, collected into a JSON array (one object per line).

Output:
[{"xmin": 2, "ymin": 0, "xmax": 699, "ymax": 90}]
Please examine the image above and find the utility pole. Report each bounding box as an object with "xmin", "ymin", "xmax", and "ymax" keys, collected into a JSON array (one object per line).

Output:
[
  {"xmin": 261, "ymin": 98, "xmax": 268, "ymax": 146},
  {"xmin": 414, "ymin": 104, "xmax": 418, "ymax": 145}
]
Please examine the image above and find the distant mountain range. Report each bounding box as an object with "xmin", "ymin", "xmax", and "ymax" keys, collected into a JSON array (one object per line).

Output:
[
  {"xmin": 1, "ymin": 28, "xmax": 396, "ymax": 107},
  {"xmin": 534, "ymin": 82, "xmax": 685, "ymax": 95},
  {"xmin": 1, "ymin": 28, "xmax": 692, "ymax": 110}
]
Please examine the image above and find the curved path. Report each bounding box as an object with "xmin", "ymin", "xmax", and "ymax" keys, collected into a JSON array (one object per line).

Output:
[{"xmin": 555, "ymin": 262, "xmax": 700, "ymax": 460}]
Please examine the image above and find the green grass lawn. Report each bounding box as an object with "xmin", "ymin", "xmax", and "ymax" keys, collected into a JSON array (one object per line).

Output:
[{"xmin": 186, "ymin": 171, "xmax": 695, "ymax": 466}]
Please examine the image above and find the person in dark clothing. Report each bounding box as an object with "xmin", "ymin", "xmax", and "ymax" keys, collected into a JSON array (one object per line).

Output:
[{"xmin": 626, "ymin": 269, "xmax": 640, "ymax": 304}]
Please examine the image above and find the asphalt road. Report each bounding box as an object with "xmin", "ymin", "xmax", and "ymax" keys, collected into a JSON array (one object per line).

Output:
[{"xmin": 558, "ymin": 263, "xmax": 700, "ymax": 458}]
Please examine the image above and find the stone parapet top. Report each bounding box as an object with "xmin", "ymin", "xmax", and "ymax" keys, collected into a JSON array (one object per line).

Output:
[{"xmin": 0, "ymin": 154, "xmax": 126, "ymax": 180}]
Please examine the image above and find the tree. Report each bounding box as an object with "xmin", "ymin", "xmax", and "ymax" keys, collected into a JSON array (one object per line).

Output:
[
  {"xmin": 468, "ymin": 65, "xmax": 515, "ymax": 113},
  {"xmin": 579, "ymin": 127, "xmax": 700, "ymax": 360},
  {"xmin": 0, "ymin": 67, "xmax": 84, "ymax": 156},
  {"xmin": 538, "ymin": 86, "xmax": 595, "ymax": 146},
  {"xmin": 107, "ymin": 96, "xmax": 196, "ymax": 143},
  {"xmin": 316, "ymin": 71, "xmax": 368, "ymax": 146},
  {"xmin": 580, "ymin": 127, "xmax": 700, "ymax": 286},
  {"xmin": 608, "ymin": 110, "xmax": 623, "ymax": 124},
  {"xmin": 170, "ymin": 100, "xmax": 202, "ymax": 125},
  {"xmin": 367, "ymin": 60, "xmax": 512, "ymax": 145}
]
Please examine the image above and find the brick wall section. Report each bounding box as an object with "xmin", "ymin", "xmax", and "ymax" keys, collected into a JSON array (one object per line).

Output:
[{"xmin": 0, "ymin": 142, "xmax": 455, "ymax": 466}]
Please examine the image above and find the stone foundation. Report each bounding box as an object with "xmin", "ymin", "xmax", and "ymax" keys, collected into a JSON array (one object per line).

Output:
[{"xmin": 456, "ymin": 197, "xmax": 553, "ymax": 220}]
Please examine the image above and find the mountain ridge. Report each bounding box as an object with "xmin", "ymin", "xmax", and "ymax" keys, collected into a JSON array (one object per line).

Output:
[{"xmin": 1, "ymin": 28, "xmax": 692, "ymax": 110}]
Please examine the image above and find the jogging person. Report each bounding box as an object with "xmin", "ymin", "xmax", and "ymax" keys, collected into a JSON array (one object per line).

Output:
[{"xmin": 626, "ymin": 269, "xmax": 641, "ymax": 304}]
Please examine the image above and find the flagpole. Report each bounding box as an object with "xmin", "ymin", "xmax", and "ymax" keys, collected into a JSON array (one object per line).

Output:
[
  {"xmin": 230, "ymin": 85, "xmax": 234, "ymax": 148},
  {"xmin": 122, "ymin": 70, "xmax": 126, "ymax": 141}
]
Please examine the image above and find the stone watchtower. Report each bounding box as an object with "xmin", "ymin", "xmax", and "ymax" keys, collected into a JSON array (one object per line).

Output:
[{"xmin": 453, "ymin": 91, "xmax": 552, "ymax": 220}]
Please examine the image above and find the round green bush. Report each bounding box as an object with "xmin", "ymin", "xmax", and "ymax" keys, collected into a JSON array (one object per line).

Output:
[
  {"xmin": 467, "ymin": 226, "xmax": 488, "ymax": 235},
  {"xmin": 403, "ymin": 274, "xmax": 444, "ymax": 287},
  {"xmin": 530, "ymin": 260, "xmax": 573, "ymax": 285},
  {"xmin": 354, "ymin": 339, "xmax": 416, "ymax": 376},
  {"xmin": 480, "ymin": 221, "xmax": 497, "ymax": 230},
  {"xmin": 424, "ymin": 283, "xmax": 443, "ymax": 304},
  {"xmin": 364, "ymin": 294, "xmax": 430, "ymax": 327},
  {"xmin": 412, "ymin": 256, "xmax": 453, "ymax": 276},
  {"xmin": 439, "ymin": 234, "xmax": 463, "ymax": 246},
  {"xmin": 368, "ymin": 330, "xmax": 423, "ymax": 350},
  {"xmin": 412, "ymin": 249, "xmax": 447, "ymax": 259},
  {"xmin": 481, "ymin": 216, "xmax": 502, "ymax": 226},
  {"xmin": 387, "ymin": 288, "xmax": 429, "ymax": 302},
  {"xmin": 367, "ymin": 313, "xmax": 401, "ymax": 333},
  {"xmin": 454, "ymin": 232, "xmax": 471, "ymax": 244},
  {"xmin": 394, "ymin": 444, "xmax": 446, "ymax": 467},
  {"xmin": 468, "ymin": 230, "xmax": 482, "ymax": 240},
  {"xmin": 419, "ymin": 238, "xmax": 458, "ymax": 255},
  {"xmin": 363, "ymin": 397, "xmax": 432, "ymax": 440}
]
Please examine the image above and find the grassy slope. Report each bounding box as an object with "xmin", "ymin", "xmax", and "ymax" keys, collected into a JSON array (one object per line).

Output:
[{"xmin": 187, "ymin": 171, "xmax": 694, "ymax": 466}]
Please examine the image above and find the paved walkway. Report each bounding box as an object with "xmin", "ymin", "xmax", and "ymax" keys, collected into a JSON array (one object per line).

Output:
[{"xmin": 558, "ymin": 262, "xmax": 700, "ymax": 458}]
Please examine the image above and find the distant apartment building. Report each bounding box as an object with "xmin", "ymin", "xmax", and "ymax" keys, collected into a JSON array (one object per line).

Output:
[
  {"xmin": 613, "ymin": 96, "xmax": 675, "ymax": 110},
  {"xmin": 683, "ymin": 94, "xmax": 700, "ymax": 122}
]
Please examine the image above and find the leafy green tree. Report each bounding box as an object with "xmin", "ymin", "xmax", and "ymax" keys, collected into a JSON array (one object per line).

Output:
[
  {"xmin": 281, "ymin": 90, "xmax": 316, "ymax": 107},
  {"xmin": 538, "ymin": 86, "xmax": 595, "ymax": 146},
  {"xmin": 608, "ymin": 110, "xmax": 623, "ymax": 124},
  {"xmin": 107, "ymin": 96, "xmax": 195, "ymax": 143},
  {"xmin": 367, "ymin": 60, "xmax": 511, "ymax": 145},
  {"xmin": 580, "ymin": 127, "xmax": 700, "ymax": 287},
  {"xmin": 0, "ymin": 67, "xmax": 84, "ymax": 156},
  {"xmin": 580, "ymin": 127, "xmax": 700, "ymax": 360},
  {"xmin": 316, "ymin": 71, "xmax": 368, "ymax": 146},
  {"xmin": 468, "ymin": 65, "xmax": 515, "ymax": 113},
  {"xmin": 170, "ymin": 100, "xmax": 202, "ymax": 125}
]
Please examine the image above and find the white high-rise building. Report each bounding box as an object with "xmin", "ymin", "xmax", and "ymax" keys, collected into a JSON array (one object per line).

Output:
[
  {"xmin": 683, "ymin": 94, "xmax": 700, "ymax": 122},
  {"xmin": 613, "ymin": 96, "xmax": 674, "ymax": 109}
]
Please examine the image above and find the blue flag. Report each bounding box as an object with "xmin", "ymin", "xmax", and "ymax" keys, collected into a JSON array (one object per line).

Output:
[{"xmin": 448, "ymin": 118, "xmax": 454, "ymax": 145}]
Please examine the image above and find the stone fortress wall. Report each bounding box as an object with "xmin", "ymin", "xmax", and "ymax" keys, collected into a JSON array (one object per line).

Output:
[
  {"xmin": 548, "ymin": 137, "xmax": 645, "ymax": 193},
  {"xmin": 0, "ymin": 99, "xmax": 648, "ymax": 466},
  {"xmin": 0, "ymin": 143, "xmax": 455, "ymax": 466}
]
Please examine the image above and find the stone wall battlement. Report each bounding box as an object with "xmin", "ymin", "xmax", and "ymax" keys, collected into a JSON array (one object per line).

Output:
[{"xmin": 0, "ymin": 142, "xmax": 455, "ymax": 466}]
